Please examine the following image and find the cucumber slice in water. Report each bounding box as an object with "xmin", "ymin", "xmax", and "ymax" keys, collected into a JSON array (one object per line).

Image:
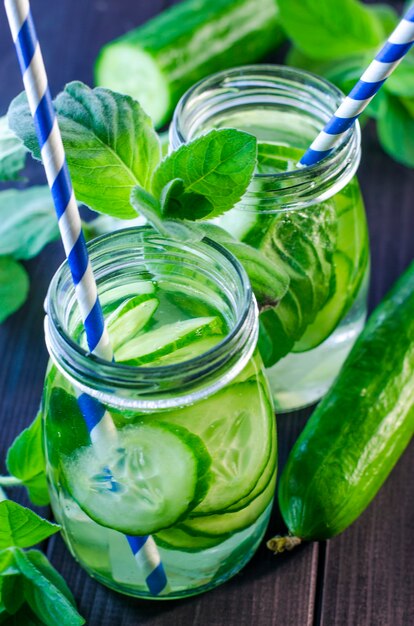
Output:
[
  {"xmin": 226, "ymin": 412, "xmax": 277, "ymax": 512},
  {"xmin": 182, "ymin": 469, "xmax": 276, "ymax": 537},
  {"xmin": 292, "ymin": 252, "xmax": 353, "ymax": 353},
  {"xmin": 63, "ymin": 422, "xmax": 210, "ymax": 535},
  {"xmin": 155, "ymin": 525, "xmax": 230, "ymax": 553},
  {"xmin": 144, "ymin": 336, "xmax": 222, "ymax": 366},
  {"xmin": 114, "ymin": 316, "xmax": 223, "ymax": 365},
  {"xmin": 161, "ymin": 381, "xmax": 274, "ymax": 515},
  {"xmin": 107, "ymin": 294, "xmax": 159, "ymax": 350}
]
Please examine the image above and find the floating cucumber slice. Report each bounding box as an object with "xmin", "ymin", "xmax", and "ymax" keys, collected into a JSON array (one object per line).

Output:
[
  {"xmin": 161, "ymin": 381, "xmax": 274, "ymax": 515},
  {"xmin": 226, "ymin": 413, "xmax": 277, "ymax": 513},
  {"xmin": 63, "ymin": 421, "xmax": 210, "ymax": 535},
  {"xmin": 256, "ymin": 142, "xmax": 303, "ymax": 175},
  {"xmin": 155, "ymin": 524, "xmax": 230, "ymax": 553},
  {"xmin": 145, "ymin": 336, "xmax": 222, "ymax": 366},
  {"xmin": 292, "ymin": 252, "xmax": 354, "ymax": 353},
  {"xmin": 107, "ymin": 294, "xmax": 159, "ymax": 350},
  {"xmin": 182, "ymin": 470, "xmax": 276, "ymax": 537},
  {"xmin": 100, "ymin": 280, "xmax": 155, "ymax": 312},
  {"xmin": 115, "ymin": 316, "xmax": 223, "ymax": 365}
]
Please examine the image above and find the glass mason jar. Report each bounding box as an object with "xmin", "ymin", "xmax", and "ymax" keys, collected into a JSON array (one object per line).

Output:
[
  {"xmin": 42, "ymin": 227, "xmax": 276, "ymax": 600},
  {"xmin": 170, "ymin": 65, "xmax": 370, "ymax": 412}
]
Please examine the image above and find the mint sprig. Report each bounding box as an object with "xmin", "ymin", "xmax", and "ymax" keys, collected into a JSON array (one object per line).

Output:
[
  {"xmin": 281, "ymin": 0, "xmax": 414, "ymax": 167},
  {"xmin": 277, "ymin": 0, "xmax": 384, "ymax": 60},
  {"xmin": 5, "ymin": 413, "xmax": 50, "ymax": 507},
  {"xmin": 0, "ymin": 435, "xmax": 85, "ymax": 624},
  {"xmin": 0, "ymin": 116, "xmax": 27, "ymax": 182},
  {"xmin": 0, "ymin": 257, "xmax": 29, "ymax": 324}
]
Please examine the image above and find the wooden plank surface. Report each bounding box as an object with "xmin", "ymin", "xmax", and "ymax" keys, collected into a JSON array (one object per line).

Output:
[{"xmin": 0, "ymin": 1, "xmax": 412, "ymax": 625}]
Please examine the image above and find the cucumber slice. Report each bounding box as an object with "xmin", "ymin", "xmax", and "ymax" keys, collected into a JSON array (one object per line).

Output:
[
  {"xmin": 144, "ymin": 336, "xmax": 222, "ymax": 366},
  {"xmin": 182, "ymin": 469, "xmax": 276, "ymax": 537},
  {"xmin": 107, "ymin": 295, "xmax": 159, "ymax": 350},
  {"xmin": 226, "ymin": 412, "xmax": 277, "ymax": 512},
  {"xmin": 292, "ymin": 252, "xmax": 353, "ymax": 353},
  {"xmin": 256, "ymin": 142, "xmax": 303, "ymax": 175},
  {"xmin": 95, "ymin": 0, "xmax": 284, "ymax": 128},
  {"xmin": 100, "ymin": 280, "xmax": 155, "ymax": 312},
  {"xmin": 114, "ymin": 316, "xmax": 223, "ymax": 365},
  {"xmin": 161, "ymin": 381, "xmax": 274, "ymax": 515},
  {"xmin": 63, "ymin": 421, "xmax": 210, "ymax": 535},
  {"xmin": 155, "ymin": 525, "xmax": 230, "ymax": 553}
]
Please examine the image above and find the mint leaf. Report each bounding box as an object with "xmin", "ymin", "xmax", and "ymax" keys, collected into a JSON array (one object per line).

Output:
[
  {"xmin": 160, "ymin": 178, "xmax": 213, "ymax": 220},
  {"xmin": 0, "ymin": 574, "xmax": 24, "ymax": 615},
  {"xmin": 385, "ymin": 51, "xmax": 414, "ymax": 98},
  {"xmin": 0, "ymin": 604, "xmax": 44, "ymax": 625},
  {"xmin": 10, "ymin": 548, "xmax": 84, "ymax": 626},
  {"xmin": 6, "ymin": 413, "xmax": 49, "ymax": 506},
  {"xmin": 0, "ymin": 258, "xmax": 29, "ymax": 324},
  {"xmin": 24, "ymin": 551, "xmax": 75, "ymax": 606},
  {"xmin": 130, "ymin": 185, "xmax": 167, "ymax": 234},
  {"xmin": 278, "ymin": 0, "xmax": 384, "ymax": 60},
  {"xmin": 196, "ymin": 223, "xmax": 289, "ymax": 311},
  {"xmin": 0, "ymin": 187, "xmax": 59, "ymax": 260},
  {"xmin": 8, "ymin": 82, "xmax": 162, "ymax": 219},
  {"xmin": 0, "ymin": 502, "xmax": 59, "ymax": 550},
  {"xmin": 152, "ymin": 129, "xmax": 257, "ymax": 219},
  {"xmin": 378, "ymin": 94, "xmax": 414, "ymax": 167},
  {"xmin": 0, "ymin": 117, "xmax": 27, "ymax": 182}
]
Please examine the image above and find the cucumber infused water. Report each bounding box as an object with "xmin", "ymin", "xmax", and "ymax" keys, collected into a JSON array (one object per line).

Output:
[
  {"xmin": 171, "ymin": 66, "xmax": 370, "ymax": 411},
  {"xmin": 42, "ymin": 228, "xmax": 276, "ymax": 599}
]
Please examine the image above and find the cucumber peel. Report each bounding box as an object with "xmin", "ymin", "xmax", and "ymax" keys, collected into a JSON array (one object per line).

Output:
[{"xmin": 95, "ymin": 0, "xmax": 284, "ymax": 127}]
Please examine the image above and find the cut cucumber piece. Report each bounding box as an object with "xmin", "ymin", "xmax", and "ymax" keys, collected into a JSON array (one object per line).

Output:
[
  {"xmin": 100, "ymin": 280, "xmax": 155, "ymax": 312},
  {"xmin": 155, "ymin": 525, "xmax": 230, "ymax": 553},
  {"xmin": 107, "ymin": 295, "xmax": 159, "ymax": 350},
  {"xmin": 256, "ymin": 142, "xmax": 303, "ymax": 175},
  {"xmin": 292, "ymin": 252, "xmax": 353, "ymax": 353},
  {"xmin": 226, "ymin": 413, "xmax": 277, "ymax": 512},
  {"xmin": 63, "ymin": 421, "xmax": 210, "ymax": 535},
  {"xmin": 182, "ymin": 470, "xmax": 276, "ymax": 537},
  {"xmin": 115, "ymin": 316, "xmax": 223, "ymax": 365},
  {"xmin": 95, "ymin": 0, "xmax": 284, "ymax": 128},
  {"xmin": 161, "ymin": 381, "xmax": 274, "ymax": 515},
  {"xmin": 144, "ymin": 336, "xmax": 222, "ymax": 366}
]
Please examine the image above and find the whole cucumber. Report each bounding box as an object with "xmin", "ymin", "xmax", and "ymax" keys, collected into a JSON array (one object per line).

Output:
[
  {"xmin": 273, "ymin": 261, "xmax": 414, "ymax": 545},
  {"xmin": 95, "ymin": 0, "xmax": 283, "ymax": 128}
]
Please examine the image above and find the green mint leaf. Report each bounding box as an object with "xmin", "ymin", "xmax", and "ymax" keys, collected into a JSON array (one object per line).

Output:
[
  {"xmin": 278, "ymin": 0, "xmax": 384, "ymax": 60},
  {"xmin": 0, "ymin": 258, "xmax": 29, "ymax": 324},
  {"xmin": 0, "ymin": 604, "xmax": 44, "ymax": 625},
  {"xmin": 0, "ymin": 187, "xmax": 59, "ymax": 260},
  {"xmin": 10, "ymin": 548, "xmax": 85, "ymax": 626},
  {"xmin": 129, "ymin": 185, "xmax": 168, "ymax": 235},
  {"xmin": 0, "ymin": 574, "xmax": 24, "ymax": 616},
  {"xmin": 6, "ymin": 413, "xmax": 49, "ymax": 506},
  {"xmin": 160, "ymin": 178, "xmax": 213, "ymax": 220},
  {"xmin": 369, "ymin": 3, "xmax": 398, "ymax": 35},
  {"xmin": 385, "ymin": 50, "xmax": 414, "ymax": 98},
  {"xmin": 24, "ymin": 551, "xmax": 75, "ymax": 606},
  {"xmin": 151, "ymin": 129, "xmax": 257, "ymax": 219},
  {"xmin": 0, "ymin": 116, "xmax": 27, "ymax": 182},
  {"xmin": 8, "ymin": 82, "xmax": 162, "ymax": 219},
  {"xmin": 0, "ymin": 502, "xmax": 59, "ymax": 550},
  {"xmin": 195, "ymin": 223, "xmax": 289, "ymax": 311},
  {"xmin": 378, "ymin": 94, "xmax": 414, "ymax": 167}
]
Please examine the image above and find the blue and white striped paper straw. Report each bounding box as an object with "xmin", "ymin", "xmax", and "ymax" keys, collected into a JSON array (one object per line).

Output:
[
  {"xmin": 300, "ymin": 5, "xmax": 414, "ymax": 167},
  {"xmin": 4, "ymin": 0, "xmax": 167, "ymax": 596}
]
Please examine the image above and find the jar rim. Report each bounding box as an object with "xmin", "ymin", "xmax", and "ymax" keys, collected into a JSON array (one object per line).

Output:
[
  {"xmin": 45, "ymin": 227, "xmax": 258, "ymax": 409},
  {"xmin": 170, "ymin": 65, "xmax": 361, "ymax": 211}
]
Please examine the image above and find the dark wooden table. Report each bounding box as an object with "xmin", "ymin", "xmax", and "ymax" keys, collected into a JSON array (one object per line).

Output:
[{"xmin": 0, "ymin": 1, "xmax": 413, "ymax": 624}]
